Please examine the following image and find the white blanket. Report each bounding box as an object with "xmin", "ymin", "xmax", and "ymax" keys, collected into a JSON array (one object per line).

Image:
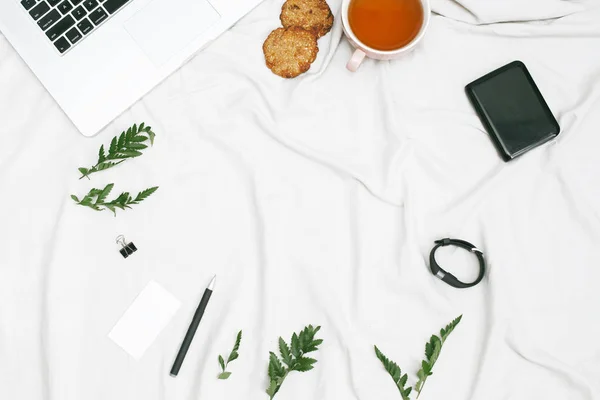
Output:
[{"xmin": 2, "ymin": 0, "xmax": 600, "ymax": 399}]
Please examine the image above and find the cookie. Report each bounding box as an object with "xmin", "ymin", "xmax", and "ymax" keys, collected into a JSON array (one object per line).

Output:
[
  {"xmin": 263, "ymin": 27, "xmax": 319, "ymax": 78},
  {"xmin": 280, "ymin": 0, "xmax": 334, "ymax": 38}
]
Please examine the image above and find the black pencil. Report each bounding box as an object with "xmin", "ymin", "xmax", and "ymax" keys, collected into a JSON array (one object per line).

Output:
[{"xmin": 170, "ymin": 275, "xmax": 216, "ymax": 377}]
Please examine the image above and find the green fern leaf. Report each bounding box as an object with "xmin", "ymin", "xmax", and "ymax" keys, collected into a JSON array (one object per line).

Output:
[
  {"xmin": 125, "ymin": 143, "xmax": 148, "ymax": 150},
  {"xmin": 266, "ymin": 380, "xmax": 279, "ymax": 399},
  {"xmin": 292, "ymin": 357, "xmax": 317, "ymax": 372},
  {"xmin": 399, "ymin": 373, "xmax": 408, "ymax": 387},
  {"xmin": 440, "ymin": 315, "xmax": 462, "ymax": 343},
  {"xmin": 78, "ymin": 122, "xmax": 156, "ymax": 179},
  {"xmin": 133, "ymin": 186, "xmax": 158, "ymax": 203},
  {"xmin": 279, "ymin": 338, "xmax": 293, "ymax": 366},
  {"xmin": 227, "ymin": 352, "xmax": 238, "ymax": 364},
  {"xmin": 217, "ymin": 332, "xmax": 239, "ymax": 381},
  {"xmin": 266, "ymin": 325, "xmax": 322, "ymax": 399},
  {"xmin": 424, "ymin": 335, "xmax": 442, "ymax": 366},
  {"xmin": 226, "ymin": 330, "xmax": 242, "ymax": 364},
  {"xmin": 232, "ymin": 331, "xmax": 242, "ymax": 352},
  {"xmin": 217, "ymin": 372, "xmax": 231, "ymax": 380},
  {"xmin": 291, "ymin": 333, "xmax": 300, "ymax": 358},
  {"xmin": 97, "ymin": 183, "xmax": 113, "ymax": 203},
  {"xmin": 147, "ymin": 129, "xmax": 156, "ymax": 146},
  {"xmin": 298, "ymin": 327, "xmax": 308, "ymax": 351},
  {"xmin": 72, "ymin": 185, "xmax": 157, "ymax": 215},
  {"xmin": 268, "ymin": 352, "xmax": 285, "ymax": 381},
  {"xmin": 116, "ymin": 150, "xmax": 143, "ymax": 158},
  {"xmin": 78, "ymin": 167, "xmax": 89, "ymax": 178},
  {"xmin": 117, "ymin": 131, "xmax": 126, "ymax": 149},
  {"xmin": 96, "ymin": 161, "xmax": 118, "ymax": 172},
  {"xmin": 374, "ymin": 345, "xmax": 411, "ymax": 400},
  {"xmin": 421, "ymin": 360, "xmax": 432, "ymax": 376},
  {"xmin": 414, "ymin": 315, "xmax": 462, "ymax": 398},
  {"xmin": 109, "ymin": 137, "xmax": 117, "ymax": 156},
  {"xmin": 298, "ymin": 325, "xmax": 321, "ymax": 354},
  {"xmin": 98, "ymin": 145, "xmax": 106, "ymax": 163},
  {"xmin": 425, "ymin": 341, "xmax": 433, "ymax": 360}
]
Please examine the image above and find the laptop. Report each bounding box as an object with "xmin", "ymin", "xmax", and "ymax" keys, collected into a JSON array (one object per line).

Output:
[{"xmin": 0, "ymin": 0, "xmax": 264, "ymax": 136}]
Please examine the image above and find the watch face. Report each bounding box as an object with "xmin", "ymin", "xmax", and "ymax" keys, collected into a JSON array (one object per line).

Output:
[{"xmin": 467, "ymin": 61, "xmax": 560, "ymax": 159}]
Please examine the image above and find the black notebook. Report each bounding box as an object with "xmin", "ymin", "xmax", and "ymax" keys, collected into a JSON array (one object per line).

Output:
[{"xmin": 466, "ymin": 61, "xmax": 560, "ymax": 161}]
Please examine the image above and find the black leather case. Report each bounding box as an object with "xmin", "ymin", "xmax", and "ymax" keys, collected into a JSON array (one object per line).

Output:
[{"xmin": 466, "ymin": 61, "xmax": 560, "ymax": 161}]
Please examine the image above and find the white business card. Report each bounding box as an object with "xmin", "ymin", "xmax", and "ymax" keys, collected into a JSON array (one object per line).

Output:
[{"xmin": 109, "ymin": 280, "xmax": 181, "ymax": 360}]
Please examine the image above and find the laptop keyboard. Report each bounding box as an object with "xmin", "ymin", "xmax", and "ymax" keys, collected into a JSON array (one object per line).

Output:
[{"xmin": 20, "ymin": 0, "xmax": 132, "ymax": 55}]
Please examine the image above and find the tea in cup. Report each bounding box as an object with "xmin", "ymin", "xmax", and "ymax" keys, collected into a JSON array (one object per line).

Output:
[{"xmin": 341, "ymin": 0, "xmax": 430, "ymax": 71}]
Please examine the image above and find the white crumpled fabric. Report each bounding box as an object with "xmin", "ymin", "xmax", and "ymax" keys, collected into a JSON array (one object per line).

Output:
[{"xmin": 1, "ymin": 0, "xmax": 600, "ymax": 399}]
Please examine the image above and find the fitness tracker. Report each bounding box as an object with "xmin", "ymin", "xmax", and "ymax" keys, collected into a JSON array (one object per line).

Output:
[{"xmin": 429, "ymin": 238, "xmax": 486, "ymax": 289}]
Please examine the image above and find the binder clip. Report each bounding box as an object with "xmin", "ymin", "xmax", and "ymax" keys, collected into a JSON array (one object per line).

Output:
[{"xmin": 116, "ymin": 235, "xmax": 137, "ymax": 258}]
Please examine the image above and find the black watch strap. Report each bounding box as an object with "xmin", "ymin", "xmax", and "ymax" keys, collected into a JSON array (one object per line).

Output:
[{"xmin": 429, "ymin": 238, "xmax": 486, "ymax": 289}]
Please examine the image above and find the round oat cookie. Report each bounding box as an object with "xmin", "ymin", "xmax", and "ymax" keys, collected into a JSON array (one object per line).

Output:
[
  {"xmin": 263, "ymin": 27, "xmax": 319, "ymax": 79},
  {"xmin": 280, "ymin": 0, "xmax": 334, "ymax": 38}
]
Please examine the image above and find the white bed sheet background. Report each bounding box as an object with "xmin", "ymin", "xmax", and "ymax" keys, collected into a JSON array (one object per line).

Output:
[{"xmin": 1, "ymin": 0, "xmax": 600, "ymax": 399}]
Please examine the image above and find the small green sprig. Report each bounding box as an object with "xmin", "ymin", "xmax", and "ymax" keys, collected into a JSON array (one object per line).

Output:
[
  {"xmin": 218, "ymin": 330, "xmax": 242, "ymax": 380},
  {"xmin": 266, "ymin": 325, "xmax": 323, "ymax": 399},
  {"xmin": 374, "ymin": 315, "xmax": 462, "ymax": 399},
  {"xmin": 374, "ymin": 346, "xmax": 412, "ymax": 400},
  {"xmin": 71, "ymin": 183, "xmax": 158, "ymax": 215},
  {"xmin": 414, "ymin": 315, "xmax": 462, "ymax": 398},
  {"xmin": 78, "ymin": 122, "xmax": 155, "ymax": 179}
]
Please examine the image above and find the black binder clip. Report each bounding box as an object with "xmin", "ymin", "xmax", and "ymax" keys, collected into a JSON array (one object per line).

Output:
[{"xmin": 116, "ymin": 235, "xmax": 137, "ymax": 258}]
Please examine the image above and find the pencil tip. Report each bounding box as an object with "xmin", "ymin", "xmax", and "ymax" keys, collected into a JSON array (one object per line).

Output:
[{"xmin": 208, "ymin": 275, "xmax": 216, "ymax": 291}]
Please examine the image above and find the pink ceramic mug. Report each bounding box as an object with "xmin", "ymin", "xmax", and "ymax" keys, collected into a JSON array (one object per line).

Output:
[{"xmin": 341, "ymin": 0, "xmax": 431, "ymax": 72}]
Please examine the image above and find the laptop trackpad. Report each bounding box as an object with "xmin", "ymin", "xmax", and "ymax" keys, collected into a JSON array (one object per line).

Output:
[{"xmin": 125, "ymin": 0, "xmax": 221, "ymax": 66}]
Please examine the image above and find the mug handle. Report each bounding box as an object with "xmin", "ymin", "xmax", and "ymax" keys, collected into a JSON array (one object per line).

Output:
[{"xmin": 346, "ymin": 49, "xmax": 366, "ymax": 72}]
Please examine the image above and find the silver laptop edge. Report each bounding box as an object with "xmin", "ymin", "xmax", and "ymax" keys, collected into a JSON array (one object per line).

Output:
[{"xmin": 0, "ymin": 0, "xmax": 264, "ymax": 136}]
